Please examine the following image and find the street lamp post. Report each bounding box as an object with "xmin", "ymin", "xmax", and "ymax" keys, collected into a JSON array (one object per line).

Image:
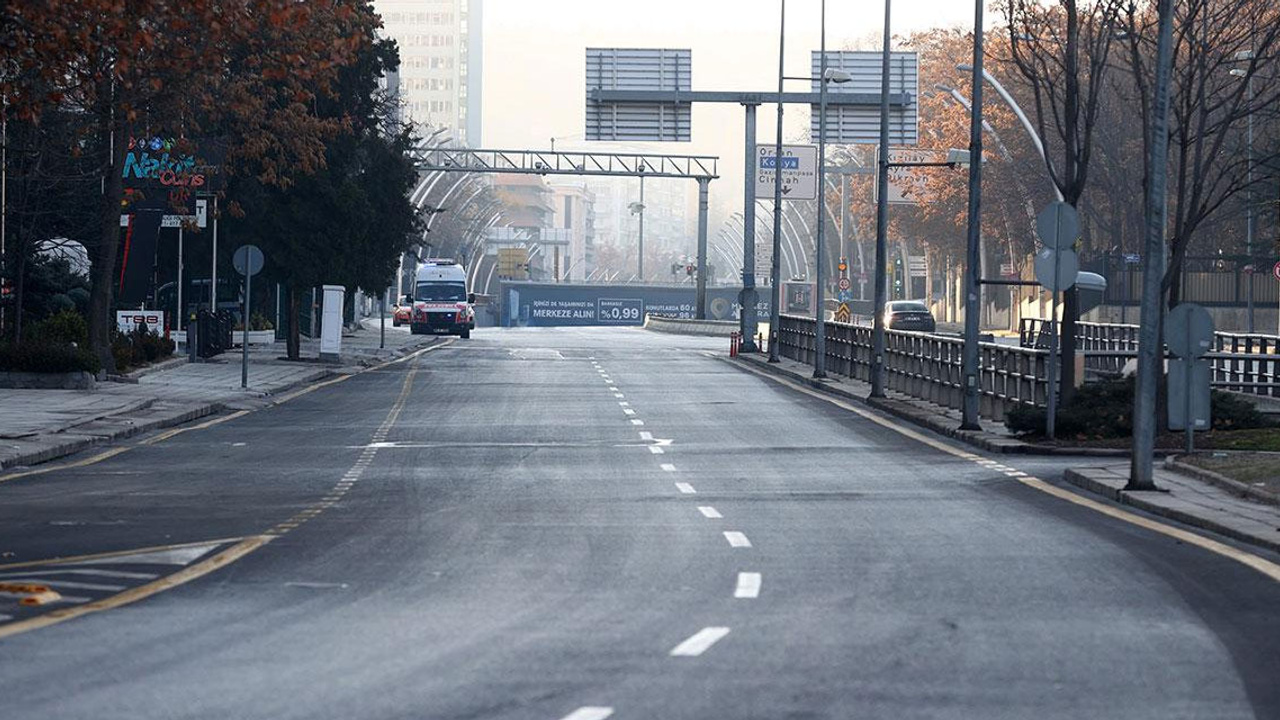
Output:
[
  {"xmin": 768, "ymin": 0, "xmax": 786, "ymax": 363},
  {"xmin": 959, "ymin": 0, "xmax": 984, "ymax": 430},
  {"xmin": 1230, "ymin": 51, "xmax": 1256, "ymax": 333},
  {"xmin": 871, "ymin": 0, "xmax": 892, "ymax": 395},
  {"xmin": 811, "ymin": 1, "xmax": 852, "ymax": 378}
]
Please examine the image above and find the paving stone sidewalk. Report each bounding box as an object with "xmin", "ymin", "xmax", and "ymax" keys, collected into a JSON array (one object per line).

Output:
[{"xmin": 0, "ymin": 317, "xmax": 435, "ymax": 470}]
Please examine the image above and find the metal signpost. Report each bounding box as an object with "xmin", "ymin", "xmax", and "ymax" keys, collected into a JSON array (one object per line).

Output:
[
  {"xmin": 232, "ymin": 245, "xmax": 264, "ymax": 389},
  {"xmin": 1166, "ymin": 303, "xmax": 1214, "ymax": 454},
  {"xmin": 1033, "ymin": 201, "xmax": 1080, "ymax": 440},
  {"xmin": 585, "ymin": 46, "xmax": 911, "ymax": 353}
]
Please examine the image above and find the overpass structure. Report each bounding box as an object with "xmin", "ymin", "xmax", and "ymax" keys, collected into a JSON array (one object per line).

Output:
[{"xmin": 414, "ymin": 147, "xmax": 719, "ymax": 318}]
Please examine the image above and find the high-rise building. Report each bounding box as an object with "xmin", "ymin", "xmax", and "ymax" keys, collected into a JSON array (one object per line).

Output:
[{"xmin": 375, "ymin": 0, "xmax": 483, "ymax": 146}]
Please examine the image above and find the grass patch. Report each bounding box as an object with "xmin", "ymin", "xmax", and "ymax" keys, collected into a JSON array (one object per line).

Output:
[{"xmin": 1181, "ymin": 452, "xmax": 1280, "ymax": 497}]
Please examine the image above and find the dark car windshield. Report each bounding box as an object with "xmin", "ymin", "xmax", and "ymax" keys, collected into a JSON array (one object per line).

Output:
[
  {"xmin": 415, "ymin": 282, "xmax": 465, "ymax": 302},
  {"xmin": 889, "ymin": 301, "xmax": 929, "ymax": 313}
]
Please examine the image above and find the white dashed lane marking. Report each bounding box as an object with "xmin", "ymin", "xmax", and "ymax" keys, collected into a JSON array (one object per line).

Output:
[
  {"xmin": 675, "ymin": 482, "xmax": 696, "ymax": 494},
  {"xmin": 697, "ymin": 506, "xmax": 722, "ymax": 519},
  {"xmin": 560, "ymin": 707, "xmax": 613, "ymax": 720},
  {"xmin": 670, "ymin": 626, "xmax": 732, "ymax": 657},
  {"xmin": 735, "ymin": 572, "xmax": 762, "ymax": 598},
  {"xmin": 723, "ymin": 531, "xmax": 752, "ymax": 548}
]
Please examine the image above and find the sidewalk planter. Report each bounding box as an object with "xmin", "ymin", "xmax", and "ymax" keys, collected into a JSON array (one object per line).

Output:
[
  {"xmin": 174, "ymin": 330, "xmax": 276, "ymax": 348},
  {"xmin": 0, "ymin": 370, "xmax": 96, "ymax": 390},
  {"xmin": 235, "ymin": 330, "xmax": 277, "ymax": 347}
]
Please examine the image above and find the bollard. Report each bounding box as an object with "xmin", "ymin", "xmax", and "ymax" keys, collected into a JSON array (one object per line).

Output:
[
  {"xmin": 730, "ymin": 331, "xmax": 740, "ymax": 357},
  {"xmin": 188, "ymin": 316, "xmax": 198, "ymax": 363}
]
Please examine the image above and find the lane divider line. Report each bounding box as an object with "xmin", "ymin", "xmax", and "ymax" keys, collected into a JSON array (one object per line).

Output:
[
  {"xmin": 734, "ymin": 572, "xmax": 762, "ymax": 599},
  {"xmin": 723, "ymin": 531, "xmax": 752, "ymax": 548},
  {"xmin": 728, "ymin": 355, "xmax": 1280, "ymax": 585},
  {"xmin": 697, "ymin": 506, "xmax": 723, "ymax": 519},
  {"xmin": 675, "ymin": 482, "xmax": 696, "ymax": 494},
  {"xmin": 670, "ymin": 626, "xmax": 731, "ymax": 657},
  {"xmin": 559, "ymin": 708, "xmax": 614, "ymax": 720}
]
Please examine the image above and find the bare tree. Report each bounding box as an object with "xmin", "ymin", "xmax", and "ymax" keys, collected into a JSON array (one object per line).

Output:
[
  {"xmin": 1120, "ymin": 0, "xmax": 1280, "ymax": 309},
  {"xmin": 1001, "ymin": 0, "xmax": 1127, "ymax": 401}
]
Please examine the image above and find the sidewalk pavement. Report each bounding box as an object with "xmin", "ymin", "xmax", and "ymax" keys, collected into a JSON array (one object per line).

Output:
[
  {"xmin": 0, "ymin": 317, "xmax": 437, "ymax": 471},
  {"xmin": 1064, "ymin": 465, "xmax": 1280, "ymax": 554},
  {"xmin": 731, "ymin": 349, "xmax": 1280, "ymax": 556}
]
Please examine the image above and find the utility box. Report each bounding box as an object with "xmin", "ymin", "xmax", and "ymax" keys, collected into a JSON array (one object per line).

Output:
[{"xmin": 320, "ymin": 285, "xmax": 344, "ymax": 362}]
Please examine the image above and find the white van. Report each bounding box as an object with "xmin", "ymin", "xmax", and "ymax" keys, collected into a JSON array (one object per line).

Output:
[{"xmin": 405, "ymin": 260, "xmax": 475, "ymax": 338}]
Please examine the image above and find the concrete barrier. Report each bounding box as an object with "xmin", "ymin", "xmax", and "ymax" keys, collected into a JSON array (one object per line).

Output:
[
  {"xmin": 0, "ymin": 370, "xmax": 96, "ymax": 390},
  {"xmin": 643, "ymin": 314, "xmax": 739, "ymax": 338}
]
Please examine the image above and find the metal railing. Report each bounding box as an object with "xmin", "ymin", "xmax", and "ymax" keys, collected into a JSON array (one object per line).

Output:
[
  {"xmin": 1019, "ymin": 318, "xmax": 1280, "ymax": 397},
  {"xmin": 778, "ymin": 314, "xmax": 1048, "ymax": 421}
]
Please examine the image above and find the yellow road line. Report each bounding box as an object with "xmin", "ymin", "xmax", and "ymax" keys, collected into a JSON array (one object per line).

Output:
[
  {"xmin": 142, "ymin": 410, "xmax": 250, "ymax": 445},
  {"xmin": 0, "ymin": 536, "xmax": 249, "ymax": 571},
  {"xmin": 0, "ymin": 447, "xmax": 132, "ymax": 485},
  {"xmin": 732, "ymin": 359, "xmax": 1280, "ymax": 584},
  {"xmin": 0, "ymin": 535, "xmax": 272, "ymax": 640}
]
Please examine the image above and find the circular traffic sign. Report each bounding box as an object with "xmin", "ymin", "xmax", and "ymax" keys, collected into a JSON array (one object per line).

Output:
[
  {"xmin": 1273, "ymin": 261, "xmax": 1280, "ymax": 282},
  {"xmin": 232, "ymin": 244, "xmax": 265, "ymax": 276},
  {"xmin": 1033, "ymin": 247, "xmax": 1079, "ymax": 293},
  {"xmin": 1166, "ymin": 303, "xmax": 1215, "ymax": 359},
  {"xmin": 1036, "ymin": 201, "xmax": 1080, "ymax": 250},
  {"xmin": 837, "ymin": 277, "xmax": 851, "ymax": 291}
]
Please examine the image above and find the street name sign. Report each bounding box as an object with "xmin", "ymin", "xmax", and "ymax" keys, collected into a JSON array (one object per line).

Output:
[{"xmin": 755, "ymin": 144, "xmax": 818, "ymax": 201}]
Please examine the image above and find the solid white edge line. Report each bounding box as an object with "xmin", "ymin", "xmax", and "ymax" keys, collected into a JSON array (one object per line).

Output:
[{"xmin": 669, "ymin": 626, "xmax": 732, "ymax": 657}]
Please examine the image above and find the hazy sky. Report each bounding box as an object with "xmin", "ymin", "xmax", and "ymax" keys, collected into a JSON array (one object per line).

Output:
[{"xmin": 481, "ymin": 0, "xmax": 981, "ymax": 222}]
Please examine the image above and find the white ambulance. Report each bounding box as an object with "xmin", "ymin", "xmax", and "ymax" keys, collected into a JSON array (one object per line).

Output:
[{"xmin": 405, "ymin": 260, "xmax": 475, "ymax": 338}]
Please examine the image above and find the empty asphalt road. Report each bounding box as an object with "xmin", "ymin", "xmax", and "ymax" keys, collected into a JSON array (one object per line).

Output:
[{"xmin": 2, "ymin": 327, "xmax": 1279, "ymax": 719}]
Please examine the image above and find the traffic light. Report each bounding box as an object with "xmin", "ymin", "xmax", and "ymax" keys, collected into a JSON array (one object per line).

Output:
[{"xmin": 686, "ymin": 264, "xmax": 694, "ymax": 276}]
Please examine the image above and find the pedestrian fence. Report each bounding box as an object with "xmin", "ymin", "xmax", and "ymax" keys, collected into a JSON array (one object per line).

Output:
[
  {"xmin": 777, "ymin": 314, "xmax": 1048, "ymax": 422},
  {"xmin": 1017, "ymin": 318, "xmax": 1280, "ymax": 397}
]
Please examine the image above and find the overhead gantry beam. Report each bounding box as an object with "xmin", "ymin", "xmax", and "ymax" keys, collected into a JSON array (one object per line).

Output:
[{"xmin": 417, "ymin": 147, "xmax": 719, "ymax": 180}]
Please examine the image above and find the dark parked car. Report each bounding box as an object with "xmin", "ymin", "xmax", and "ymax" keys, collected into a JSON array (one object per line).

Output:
[{"xmin": 884, "ymin": 300, "xmax": 937, "ymax": 332}]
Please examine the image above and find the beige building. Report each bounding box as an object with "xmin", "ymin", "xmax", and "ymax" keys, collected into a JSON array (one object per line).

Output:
[{"xmin": 375, "ymin": 0, "xmax": 483, "ymax": 145}]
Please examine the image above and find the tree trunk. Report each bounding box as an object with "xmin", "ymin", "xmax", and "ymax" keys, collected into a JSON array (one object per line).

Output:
[
  {"xmin": 88, "ymin": 119, "xmax": 125, "ymax": 373},
  {"xmin": 286, "ymin": 283, "xmax": 301, "ymax": 361}
]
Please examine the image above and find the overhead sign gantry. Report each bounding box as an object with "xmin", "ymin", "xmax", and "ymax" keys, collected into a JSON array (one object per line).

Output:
[{"xmin": 585, "ymin": 47, "xmax": 918, "ymax": 347}]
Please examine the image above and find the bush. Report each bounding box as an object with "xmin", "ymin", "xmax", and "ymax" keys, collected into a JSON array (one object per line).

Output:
[
  {"xmin": 0, "ymin": 341, "xmax": 101, "ymax": 374},
  {"xmin": 110, "ymin": 324, "xmax": 175, "ymax": 372},
  {"xmin": 27, "ymin": 308, "xmax": 89, "ymax": 347},
  {"xmin": 1006, "ymin": 376, "xmax": 1274, "ymax": 439}
]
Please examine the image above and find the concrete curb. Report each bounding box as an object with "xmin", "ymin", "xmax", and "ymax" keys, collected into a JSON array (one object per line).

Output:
[
  {"xmin": 1063, "ymin": 468, "xmax": 1280, "ymax": 555},
  {"xmin": 0, "ymin": 402, "xmax": 222, "ymax": 470},
  {"xmin": 1165, "ymin": 458, "xmax": 1280, "ymax": 507},
  {"xmin": 116, "ymin": 355, "xmax": 189, "ymax": 382}
]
